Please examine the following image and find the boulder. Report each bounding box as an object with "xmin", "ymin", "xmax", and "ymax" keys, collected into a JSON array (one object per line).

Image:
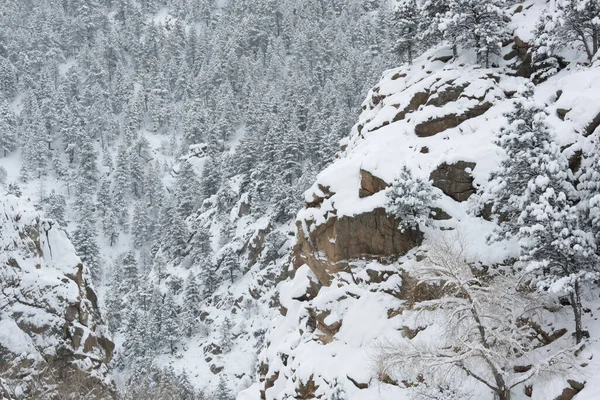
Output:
[
  {"xmin": 392, "ymin": 91, "xmax": 430, "ymax": 123},
  {"xmin": 426, "ymin": 83, "xmax": 467, "ymax": 108},
  {"xmin": 429, "ymin": 161, "xmax": 477, "ymax": 202},
  {"xmin": 556, "ymin": 108, "xmax": 571, "ymax": 121},
  {"xmin": 415, "ymin": 102, "xmax": 492, "ymax": 137},
  {"xmin": 359, "ymin": 169, "xmax": 389, "ymax": 198},
  {"xmin": 585, "ymin": 109, "xmax": 600, "ymax": 136},
  {"xmin": 295, "ymin": 208, "xmax": 422, "ymax": 285}
]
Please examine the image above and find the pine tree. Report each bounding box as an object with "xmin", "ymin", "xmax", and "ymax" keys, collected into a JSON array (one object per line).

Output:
[
  {"xmin": 176, "ymin": 160, "xmax": 201, "ymax": 218},
  {"xmin": 0, "ymin": 100, "xmax": 17, "ymax": 157},
  {"xmin": 113, "ymin": 144, "xmax": 131, "ymax": 226},
  {"xmin": 189, "ymin": 222, "xmax": 212, "ymax": 266},
  {"xmin": 329, "ymin": 378, "xmax": 348, "ymax": 400},
  {"xmin": 121, "ymin": 251, "xmax": 140, "ymax": 293},
  {"xmin": 183, "ymin": 273, "xmax": 202, "ymax": 337},
  {"xmin": 166, "ymin": 208, "xmax": 189, "ymax": 260},
  {"xmin": 162, "ymin": 293, "xmax": 180, "ymax": 354},
  {"xmin": 535, "ymin": 0, "xmax": 600, "ymax": 63},
  {"xmin": 73, "ymin": 137, "xmax": 100, "ymax": 215},
  {"xmin": 393, "ymin": 0, "xmax": 421, "ymax": 64},
  {"xmin": 20, "ymin": 99, "xmax": 50, "ymax": 181},
  {"xmin": 442, "ymin": 0, "xmax": 509, "ymax": 66},
  {"xmin": 103, "ymin": 206, "xmax": 120, "ymax": 246},
  {"xmin": 0, "ymin": 56, "xmax": 17, "ymax": 99},
  {"xmin": 201, "ymin": 264, "xmax": 219, "ymax": 299},
  {"xmin": 486, "ymin": 85, "xmax": 550, "ymax": 233},
  {"xmin": 106, "ymin": 270, "xmax": 125, "ymax": 332},
  {"xmin": 220, "ymin": 249, "xmax": 240, "ymax": 284},
  {"xmin": 491, "ymin": 85, "xmax": 598, "ymax": 344},
  {"xmin": 220, "ymin": 317, "xmax": 233, "ymax": 353},
  {"xmin": 72, "ymin": 218, "xmax": 102, "ymax": 282},
  {"xmin": 214, "ymin": 374, "xmax": 233, "ymax": 400},
  {"xmin": 46, "ymin": 190, "xmax": 67, "ymax": 226},
  {"xmin": 578, "ymin": 135, "xmax": 600, "ymax": 242},
  {"xmin": 132, "ymin": 201, "xmax": 151, "ymax": 248},
  {"xmin": 200, "ymin": 156, "xmax": 221, "ymax": 200},
  {"xmin": 385, "ymin": 166, "xmax": 439, "ymax": 232}
]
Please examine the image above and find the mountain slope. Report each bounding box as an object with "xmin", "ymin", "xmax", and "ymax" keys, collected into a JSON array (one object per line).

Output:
[
  {"xmin": 242, "ymin": 35, "xmax": 600, "ymax": 399},
  {"xmin": 0, "ymin": 193, "xmax": 114, "ymax": 399}
]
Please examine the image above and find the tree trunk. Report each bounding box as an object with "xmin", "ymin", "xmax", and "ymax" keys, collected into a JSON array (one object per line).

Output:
[
  {"xmin": 569, "ymin": 280, "xmax": 584, "ymax": 344},
  {"xmin": 452, "ymin": 43, "xmax": 458, "ymax": 59},
  {"xmin": 496, "ymin": 388, "xmax": 511, "ymax": 400}
]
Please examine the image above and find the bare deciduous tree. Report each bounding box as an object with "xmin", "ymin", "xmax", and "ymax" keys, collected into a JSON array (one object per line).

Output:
[{"xmin": 376, "ymin": 232, "xmax": 577, "ymax": 400}]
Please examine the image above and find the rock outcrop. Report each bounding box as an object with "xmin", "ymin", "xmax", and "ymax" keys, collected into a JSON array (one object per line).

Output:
[
  {"xmin": 294, "ymin": 207, "xmax": 422, "ymax": 285},
  {"xmin": 246, "ymin": 39, "xmax": 600, "ymax": 400},
  {"xmin": 0, "ymin": 194, "xmax": 115, "ymax": 399},
  {"xmin": 358, "ymin": 169, "xmax": 389, "ymax": 198},
  {"xmin": 429, "ymin": 161, "xmax": 477, "ymax": 202}
]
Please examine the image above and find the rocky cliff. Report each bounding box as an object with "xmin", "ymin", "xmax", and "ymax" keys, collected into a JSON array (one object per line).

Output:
[
  {"xmin": 0, "ymin": 194, "xmax": 114, "ymax": 399},
  {"xmin": 240, "ymin": 33, "xmax": 600, "ymax": 399}
]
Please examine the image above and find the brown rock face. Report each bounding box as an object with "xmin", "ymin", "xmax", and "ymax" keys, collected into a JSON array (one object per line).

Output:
[
  {"xmin": 415, "ymin": 102, "xmax": 492, "ymax": 137},
  {"xmin": 585, "ymin": 110, "xmax": 600, "ymax": 136},
  {"xmin": 430, "ymin": 161, "xmax": 477, "ymax": 202},
  {"xmin": 425, "ymin": 84, "xmax": 467, "ymax": 108},
  {"xmin": 390, "ymin": 91, "xmax": 430, "ymax": 125},
  {"xmin": 359, "ymin": 169, "xmax": 390, "ymax": 198},
  {"xmin": 295, "ymin": 208, "xmax": 422, "ymax": 285}
]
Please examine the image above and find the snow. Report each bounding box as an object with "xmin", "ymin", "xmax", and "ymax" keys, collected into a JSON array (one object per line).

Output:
[
  {"xmin": 0, "ymin": 316, "xmax": 39, "ymax": 358},
  {"xmin": 254, "ymin": 17, "xmax": 600, "ymax": 397}
]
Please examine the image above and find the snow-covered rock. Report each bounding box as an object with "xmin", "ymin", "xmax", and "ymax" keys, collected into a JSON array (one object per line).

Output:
[
  {"xmin": 0, "ymin": 193, "xmax": 114, "ymax": 399},
  {"xmin": 242, "ymin": 40, "xmax": 600, "ymax": 399}
]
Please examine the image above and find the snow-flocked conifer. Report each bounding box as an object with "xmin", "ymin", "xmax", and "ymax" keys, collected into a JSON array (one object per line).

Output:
[{"xmin": 385, "ymin": 166, "xmax": 439, "ymax": 232}]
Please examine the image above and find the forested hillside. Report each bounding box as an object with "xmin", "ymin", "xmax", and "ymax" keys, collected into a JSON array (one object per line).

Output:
[
  {"xmin": 0, "ymin": 0, "xmax": 399, "ymax": 397},
  {"xmin": 2, "ymin": 0, "xmax": 600, "ymax": 399}
]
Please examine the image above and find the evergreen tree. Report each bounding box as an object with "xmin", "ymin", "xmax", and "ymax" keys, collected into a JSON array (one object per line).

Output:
[
  {"xmin": 183, "ymin": 273, "xmax": 202, "ymax": 337},
  {"xmin": 490, "ymin": 85, "xmax": 598, "ymax": 344},
  {"xmin": 214, "ymin": 374, "xmax": 233, "ymax": 400},
  {"xmin": 176, "ymin": 160, "xmax": 201, "ymax": 218},
  {"xmin": 103, "ymin": 206, "xmax": 120, "ymax": 246},
  {"xmin": 20, "ymin": 99, "xmax": 51, "ymax": 181},
  {"xmin": 200, "ymin": 156, "xmax": 221, "ymax": 200},
  {"xmin": 201, "ymin": 264, "xmax": 219, "ymax": 299},
  {"xmin": 535, "ymin": 0, "xmax": 600, "ymax": 63},
  {"xmin": 46, "ymin": 190, "xmax": 67, "ymax": 226},
  {"xmin": 132, "ymin": 201, "xmax": 151, "ymax": 248},
  {"xmin": 0, "ymin": 100, "xmax": 17, "ymax": 157},
  {"xmin": 442, "ymin": 0, "xmax": 509, "ymax": 66},
  {"xmin": 385, "ymin": 166, "xmax": 439, "ymax": 232},
  {"xmin": 73, "ymin": 137, "xmax": 100, "ymax": 214},
  {"xmin": 393, "ymin": 0, "xmax": 421, "ymax": 64},
  {"xmin": 162, "ymin": 293, "xmax": 180, "ymax": 354},
  {"xmin": 189, "ymin": 222, "xmax": 212, "ymax": 266},
  {"xmin": 112, "ymin": 144, "xmax": 131, "ymax": 226},
  {"xmin": 578, "ymin": 135, "xmax": 600, "ymax": 243},
  {"xmin": 329, "ymin": 378, "xmax": 348, "ymax": 400},
  {"xmin": 122, "ymin": 251, "xmax": 140, "ymax": 293},
  {"xmin": 220, "ymin": 317, "xmax": 233, "ymax": 353},
  {"xmin": 72, "ymin": 218, "xmax": 102, "ymax": 282}
]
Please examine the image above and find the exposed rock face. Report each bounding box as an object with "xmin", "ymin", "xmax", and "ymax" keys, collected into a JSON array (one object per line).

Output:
[
  {"xmin": 430, "ymin": 161, "xmax": 477, "ymax": 202},
  {"xmin": 251, "ymin": 42, "xmax": 600, "ymax": 400},
  {"xmin": 294, "ymin": 208, "xmax": 422, "ymax": 285},
  {"xmin": 585, "ymin": 109, "xmax": 600, "ymax": 136},
  {"xmin": 414, "ymin": 102, "xmax": 492, "ymax": 137},
  {"xmin": 358, "ymin": 169, "xmax": 389, "ymax": 198},
  {"xmin": 0, "ymin": 194, "xmax": 114, "ymax": 399}
]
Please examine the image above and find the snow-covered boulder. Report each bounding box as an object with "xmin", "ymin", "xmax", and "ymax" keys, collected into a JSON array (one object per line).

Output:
[{"xmin": 0, "ymin": 194, "xmax": 114, "ymax": 399}]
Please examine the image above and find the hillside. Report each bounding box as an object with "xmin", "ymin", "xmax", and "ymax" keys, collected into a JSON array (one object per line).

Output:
[
  {"xmin": 0, "ymin": 194, "xmax": 114, "ymax": 398},
  {"xmin": 241, "ymin": 3, "xmax": 600, "ymax": 398},
  {"xmin": 1, "ymin": 0, "xmax": 600, "ymax": 399}
]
